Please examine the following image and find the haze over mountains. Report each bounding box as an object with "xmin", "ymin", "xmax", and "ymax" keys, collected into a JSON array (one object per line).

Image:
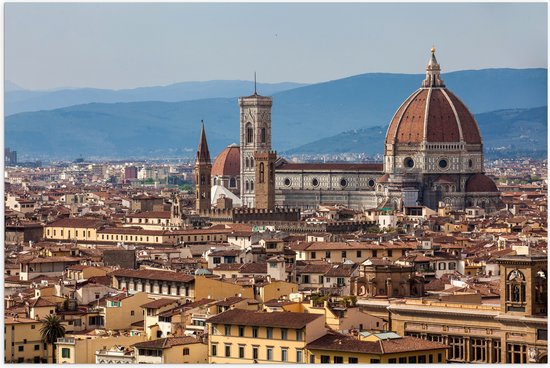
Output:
[{"xmin": 4, "ymin": 68, "xmax": 547, "ymax": 160}]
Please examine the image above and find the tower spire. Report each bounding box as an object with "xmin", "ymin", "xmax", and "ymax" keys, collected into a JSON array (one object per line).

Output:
[
  {"xmin": 196, "ymin": 120, "xmax": 211, "ymax": 164},
  {"xmin": 422, "ymin": 46, "xmax": 445, "ymax": 88}
]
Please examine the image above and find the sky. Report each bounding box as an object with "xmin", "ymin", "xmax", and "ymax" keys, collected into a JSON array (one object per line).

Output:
[{"xmin": 4, "ymin": 2, "xmax": 548, "ymax": 90}]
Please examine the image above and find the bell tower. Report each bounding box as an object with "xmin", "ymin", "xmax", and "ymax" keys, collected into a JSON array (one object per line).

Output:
[
  {"xmin": 195, "ymin": 121, "xmax": 212, "ymax": 212},
  {"xmin": 254, "ymin": 151, "xmax": 276, "ymax": 210},
  {"xmin": 239, "ymin": 76, "xmax": 273, "ymax": 208},
  {"xmin": 497, "ymin": 254, "xmax": 547, "ymax": 317}
]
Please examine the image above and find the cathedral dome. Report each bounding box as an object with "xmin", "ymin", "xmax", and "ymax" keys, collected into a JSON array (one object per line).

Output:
[
  {"xmin": 385, "ymin": 49, "xmax": 482, "ymax": 145},
  {"xmin": 212, "ymin": 144, "xmax": 240, "ymax": 177},
  {"xmin": 465, "ymin": 174, "xmax": 499, "ymax": 193}
]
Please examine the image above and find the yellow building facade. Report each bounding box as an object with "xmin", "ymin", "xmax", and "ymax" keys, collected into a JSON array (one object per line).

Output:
[{"xmin": 4, "ymin": 317, "xmax": 48, "ymax": 363}]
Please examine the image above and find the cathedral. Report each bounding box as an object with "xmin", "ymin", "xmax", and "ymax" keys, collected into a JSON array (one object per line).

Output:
[{"xmin": 201, "ymin": 48, "xmax": 502, "ymax": 212}]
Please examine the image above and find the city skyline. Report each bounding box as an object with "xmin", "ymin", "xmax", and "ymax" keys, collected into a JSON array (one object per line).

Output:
[{"xmin": 4, "ymin": 2, "xmax": 548, "ymax": 90}]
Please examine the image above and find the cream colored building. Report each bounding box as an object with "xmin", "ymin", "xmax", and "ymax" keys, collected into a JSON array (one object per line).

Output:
[
  {"xmin": 56, "ymin": 333, "xmax": 145, "ymax": 364},
  {"xmin": 132, "ymin": 336, "xmax": 208, "ymax": 364},
  {"xmin": 207, "ymin": 309, "xmax": 326, "ymax": 363},
  {"xmin": 4, "ymin": 317, "xmax": 48, "ymax": 363}
]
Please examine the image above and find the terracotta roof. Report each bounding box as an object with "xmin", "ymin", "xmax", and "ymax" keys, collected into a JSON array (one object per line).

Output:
[
  {"xmin": 21, "ymin": 256, "xmax": 81, "ymax": 264},
  {"xmin": 28, "ymin": 297, "xmax": 56, "ymax": 308},
  {"xmin": 306, "ymin": 332, "xmax": 447, "ymax": 354},
  {"xmin": 206, "ymin": 309, "xmax": 322, "ymax": 328},
  {"xmin": 466, "ymin": 174, "xmax": 499, "ymax": 193},
  {"xmin": 126, "ymin": 211, "xmax": 171, "ymax": 219},
  {"xmin": 276, "ymin": 163, "xmax": 383, "ymax": 172},
  {"xmin": 214, "ymin": 296, "xmax": 246, "ymax": 307},
  {"xmin": 212, "ymin": 145, "xmax": 240, "ymax": 177},
  {"xmin": 46, "ymin": 218, "xmax": 105, "ymax": 228},
  {"xmin": 239, "ymin": 262, "xmax": 267, "ymax": 274},
  {"xmin": 140, "ymin": 298, "xmax": 179, "ymax": 309},
  {"xmin": 386, "ymin": 87, "xmax": 481, "ymax": 145},
  {"xmin": 109, "ymin": 269, "xmax": 194, "ymax": 283},
  {"xmin": 132, "ymin": 337, "xmax": 202, "ymax": 349}
]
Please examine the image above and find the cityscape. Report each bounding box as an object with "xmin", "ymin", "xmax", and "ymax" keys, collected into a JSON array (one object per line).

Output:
[{"xmin": 3, "ymin": 2, "xmax": 548, "ymax": 365}]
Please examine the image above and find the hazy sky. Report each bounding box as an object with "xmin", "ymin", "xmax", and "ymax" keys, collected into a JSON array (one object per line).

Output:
[{"xmin": 4, "ymin": 2, "xmax": 548, "ymax": 90}]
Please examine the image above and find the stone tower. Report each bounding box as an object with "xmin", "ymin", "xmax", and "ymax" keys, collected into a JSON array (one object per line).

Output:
[
  {"xmin": 195, "ymin": 122, "xmax": 212, "ymax": 212},
  {"xmin": 239, "ymin": 83, "xmax": 273, "ymax": 208},
  {"xmin": 254, "ymin": 150, "xmax": 276, "ymax": 209}
]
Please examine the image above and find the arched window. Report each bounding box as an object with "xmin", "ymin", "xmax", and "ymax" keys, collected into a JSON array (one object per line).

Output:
[
  {"xmin": 250, "ymin": 157, "xmax": 254, "ymax": 167},
  {"xmin": 250, "ymin": 181, "xmax": 254, "ymax": 191},
  {"xmin": 506, "ymin": 270, "xmax": 526, "ymax": 311},
  {"xmin": 245, "ymin": 157, "xmax": 249, "ymax": 168},
  {"xmin": 259, "ymin": 163, "xmax": 265, "ymax": 183},
  {"xmin": 200, "ymin": 174, "xmax": 205, "ymax": 185},
  {"xmin": 246, "ymin": 123, "xmax": 253, "ymax": 144},
  {"xmin": 229, "ymin": 178, "xmax": 236, "ymax": 188},
  {"xmin": 535, "ymin": 270, "xmax": 547, "ymax": 304},
  {"xmin": 245, "ymin": 180, "xmax": 249, "ymax": 191},
  {"xmin": 261, "ymin": 128, "xmax": 266, "ymax": 143}
]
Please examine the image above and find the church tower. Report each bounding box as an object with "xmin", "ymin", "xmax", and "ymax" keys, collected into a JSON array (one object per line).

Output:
[
  {"xmin": 195, "ymin": 121, "xmax": 212, "ymax": 212},
  {"xmin": 239, "ymin": 79, "xmax": 273, "ymax": 208},
  {"xmin": 254, "ymin": 150, "xmax": 276, "ymax": 209}
]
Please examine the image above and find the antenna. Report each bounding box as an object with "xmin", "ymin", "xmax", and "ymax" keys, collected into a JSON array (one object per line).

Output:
[{"xmin": 254, "ymin": 72, "xmax": 257, "ymax": 94}]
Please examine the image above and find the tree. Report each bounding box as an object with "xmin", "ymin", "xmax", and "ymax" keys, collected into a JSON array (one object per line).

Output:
[{"xmin": 40, "ymin": 314, "xmax": 65, "ymax": 363}]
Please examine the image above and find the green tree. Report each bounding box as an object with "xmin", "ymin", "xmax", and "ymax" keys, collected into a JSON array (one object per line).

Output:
[{"xmin": 40, "ymin": 314, "xmax": 65, "ymax": 363}]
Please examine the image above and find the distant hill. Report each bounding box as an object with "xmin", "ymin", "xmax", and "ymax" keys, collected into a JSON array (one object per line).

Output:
[
  {"xmin": 4, "ymin": 80, "xmax": 307, "ymax": 115},
  {"xmin": 4, "ymin": 68, "xmax": 547, "ymax": 160},
  {"xmin": 285, "ymin": 106, "xmax": 548, "ymax": 156}
]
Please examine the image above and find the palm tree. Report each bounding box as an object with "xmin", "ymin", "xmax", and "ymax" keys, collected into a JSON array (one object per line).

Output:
[{"xmin": 40, "ymin": 314, "xmax": 66, "ymax": 363}]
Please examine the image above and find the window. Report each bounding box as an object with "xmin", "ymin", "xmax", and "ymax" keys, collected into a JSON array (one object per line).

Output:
[
  {"xmin": 252, "ymin": 346, "xmax": 259, "ymax": 360},
  {"xmin": 34, "ymin": 345, "xmax": 39, "ymax": 351},
  {"xmin": 238, "ymin": 326, "xmax": 244, "ymax": 337},
  {"xmin": 295, "ymin": 329, "xmax": 303, "ymax": 341},
  {"xmin": 281, "ymin": 348, "xmax": 288, "ymax": 362},
  {"xmin": 239, "ymin": 345, "xmax": 245, "ymax": 359},
  {"xmin": 449, "ymin": 262, "xmax": 456, "ymax": 270},
  {"xmin": 311, "ymin": 251, "xmax": 316, "ymax": 259},
  {"xmin": 225, "ymin": 344, "xmax": 231, "ymax": 357},
  {"xmin": 211, "ymin": 344, "xmax": 217, "ymax": 357},
  {"xmin": 18, "ymin": 346, "xmax": 24, "ymax": 352},
  {"xmin": 334, "ymin": 356, "xmax": 344, "ymax": 363},
  {"xmin": 418, "ymin": 355, "xmax": 426, "ymax": 363},
  {"xmin": 131, "ymin": 310, "xmax": 135, "ymax": 316},
  {"xmin": 471, "ymin": 337, "xmax": 487, "ymax": 362},
  {"xmin": 266, "ymin": 347, "xmax": 273, "ymax": 361},
  {"xmin": 388, "ymin": 358, "xmax": 396, "ymax": 363},
  {"xmin": 449, "ymin": 336, "xmax": 465, "ymax": 361},
  {"xmin": 341, "ymin": 251, "xmax": 347, "ymax": 258},
  {"xmin": 259, "ymin": 163, "xmax": 265, "ymax": 183},
  {"xmin": 507, "ymin": 343, "xmax": 527, "ymax": 363},
  {"xmin": 302, "ymin": 275, "xmax": 310, "ymax": 283},
  {"xmin": 437, "ymin": 353, "xmax": 443, "ymax": 363},
  {"xmin": 491, "ymin": 339, "xmax": 501, "ymax": 363},
  {"xmin": 356, "ymin": 250, "xmax": 362, "ymax": 258},
  {"xmin": 310, "ymin": 355, "xmax": 316, "ymax": 363},
  {"xmin": 61, "ymin": 348, "xmax": 70, "ymax": 358},
  {"xmin": 320, "ymin": 355, "xmax": 330, "ymax": 363},
  {"xmin": 370, "ymin": 358, "xmax": 380, "ymax": 363},
  {"xmin": 398, "ymin": 357, "xmax": 407, "ymax": 363},
  {"xmin": 31, "ymin": 325, "xmax": 35, "ymax": 329},
  {"xmin": 537, "ymin": 329, "xmax": 548, "ymax": 341},
  {"xmin": 408, "ymin": 356, "xmax": 417, "ymax": 363},
  {"xmin": 372, "ymin": 250, "xmax": 378, "ymax": 257},
  {"xmin": 439, "ymin": 263, "xmax": 446, "ymax": 270},
  {"xmin": 266, "ymin": 327, "xmax": 273, "ymax": 339},
  {"xmin": 252, "ymin": 327, "xmax": 258, "ymax": 338},
  {"xmin": 312, "ymin": 178, "xmax": 319, "ymax": 187},
  {"xmin": 224, "ymin": 325, "xmax": 231, "ymax": 336},
  {"xmin": 183, "ymin": 348, "xmax": 190, "ymax": 356},
  {"xmin": 348, "ymin": 357, "xmax": 359, "ymax": 363},
  {"xmin": 325, "ymin": 251, "xmax": 331, "ymax": 259},
  {"xmin": 281, "ymin": 329, "xmax": 288, "ymax": 340},
  {"xmin": 261, "ymin": 128, "xmax": 266, "ymax": 143},
  {"xmin": 246, "ymin": 125, "xmax": 253, "ymax": 144},
  {"xmin": 296, "ymin": 350, "xmax": 303, "ymax": 363}
]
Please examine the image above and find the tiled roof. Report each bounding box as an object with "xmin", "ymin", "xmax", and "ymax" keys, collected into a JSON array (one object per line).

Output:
[
  {"xmin": 140, "ymin": 298, "xmax": 179, "ymax": 309},
  {"xmin": 108, "ymin": 269, "xmax": 194, "ymax": 283},
  {"xmin": 306, "ymin": 332, "xmax": 447, "ymax": 354},
  {"xmin": 277, "ymin": 163, "xmax": 383, "ymax": 172},
  {"xmin": 206, "ymin": 309, "xmax": 322, "ymax": 328},
  {"xmin": 46, "ymin": 218, "xmax": 106, "ymax": 228},
  {"xmin": 126, "ymin": 211, "xmax": 171, "ymax": 219},
  {"xmin": 212, "ymin": 145, "xmax": 240, "ymax": 177},
  {"xmin": 132, "ymin": 337, "xmax": 202, "ymax": 349}
]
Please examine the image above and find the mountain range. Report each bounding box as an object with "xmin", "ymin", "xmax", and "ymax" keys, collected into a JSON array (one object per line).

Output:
[{"xmin": 4, "ymin": 68, "xmax": 547, "ymax": 160}]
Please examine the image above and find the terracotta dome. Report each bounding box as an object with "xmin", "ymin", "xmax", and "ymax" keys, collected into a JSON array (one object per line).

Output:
[
  {"xmin": 385, "ymin": 50, "xmax": 482, "ymax": 145},
  {"xmin": 212, "ymin": 144, "xmax": 240, "ymax": 177},
  {"xmin": 465, "ymin": 174, "xmax": 499, "ymax": 193}
]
